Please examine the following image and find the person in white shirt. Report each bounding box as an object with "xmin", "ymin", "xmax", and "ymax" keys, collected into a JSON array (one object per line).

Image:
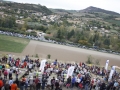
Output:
[
  {"xmin": 76, "ymin": 77, "xmax": 80, "ymax": 87},
  {"xmin": 29, "ymin": 76, "xmax": 34, "ymax": 90},
  {"xmin": 28, "ymin": 63, "xmax": 33, "ymax": 72},
  {"xmin": 9, "ymin": 78, "xmax": 13, "ymax": 86},
  {"xmin": 9, "ymin": 69, "xmax": 13, "ymax": 79}
]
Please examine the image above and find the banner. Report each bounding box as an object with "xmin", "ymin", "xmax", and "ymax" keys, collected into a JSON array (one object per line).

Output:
[
  {"xmin": 66, "ymin": 66, "xmax": 75, "ymax": 78},
  {"xmin": 105, "ymin": 60, "xmax": 109, "ymax": 70},
  {"xmin": 39, "ymin": 59, "xmax": 46, "ymax": 73},
  {"xmin": 108, "ymin": 66, "xmax": 116, "ymax": 81}
]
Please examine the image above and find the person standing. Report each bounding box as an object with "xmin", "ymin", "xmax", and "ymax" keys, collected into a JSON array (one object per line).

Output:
[
  {"xmin": 41, "ymin": 77, "xmax": 46, "ymax": 90},
  {"xmin": 66, "ymin": 76, "xmax": 71, "ymax": 88},
  {"xmin": 9, "ymin": 69, "xmax": 12, "ymax": 79},
  {"xmin": 29, "ymin": 77, "xmax": 34, "ymax": 90},
  {"xmin": 35, "ymin": 76, "xmax": 40, "ymax": 90},
  {"xmin": 84, "ymin": 78, "xmax": 90, "ymax": 90},
  {"xmin": 100, "ymin": 81, "xmax": 106, "ymax": 90},
  {"xmin": 71, "ymin": 76, "xmax": 76, "ymax": 90},
  {"xmin": 0, "ymin": 78, "xmax": 3, "ymax": 90},
  {"xmin": 10, "ymin": 81, "xmax": 17, "ymax": 90},
  {"xmin": 9, "ymin": 78, "xmax": 13, "ymax": 86},
  {"xmin": 4, "ymin": 81, "xmax": 10, "ymax": 90},
  {"xmin": 4, "ymin": 70, "xmax": 8, "ymax": 79},
  {"xmin": 55, "ymin": 79, "xmax": 59, "ymax": 90},
  {"xmin": 51, "ymin": 77, "xmax": 55, "ymax": 90},
  {"xmin": 47, "ymin": 77, "xmax": 51, "ymax": 90},
  {"xmin": 28, "ymin": 62, "xmax": 33, "ymax": 72}
]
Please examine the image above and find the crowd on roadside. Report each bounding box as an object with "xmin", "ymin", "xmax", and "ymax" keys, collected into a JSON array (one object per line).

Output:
[{"xmin": 0, "ymin": 55, "xmax": 120, "ymax": 90}]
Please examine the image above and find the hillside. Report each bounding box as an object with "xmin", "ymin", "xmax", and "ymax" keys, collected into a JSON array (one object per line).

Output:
[
  {"xmin": 0, "ymin": 1, "xmax": 52, "ymax": 15},
  {"xmin": 79, "ymin": 6, "xmax": 120, "ymax": 15},
  {"xmin": 0, "ymin": 1, "xmax": 120, "ymax": 52},
  {"xmin": 50, "ymin": 6, "xmax": 120, "ymax": 16}
]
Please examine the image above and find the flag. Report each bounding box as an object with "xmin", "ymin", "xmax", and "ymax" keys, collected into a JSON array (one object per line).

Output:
[
  {"xmin": 39, "ymin": 59, "xmax": 46, "ymax": 73},
  {"xmin": 105, "ymin": 60, "xmax": 109, "ymax": 70},
  {"xmin": 66, "ymin": 66, "xmax": 75, "ymax": 78}
]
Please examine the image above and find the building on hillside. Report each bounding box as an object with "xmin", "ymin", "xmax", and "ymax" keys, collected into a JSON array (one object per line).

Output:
[
  {"xmin": 26, "ymin": 29, "xmax": 33, "ymax": 32},
  {"xmin": 16, "ymin": 20, "xmax": 25, "ymax": 24},
  {"xmin": 36, "ymin": 31, "xmax": 46, "ymax": 37},
  {"xmin": 0, "ymin": 12, "xmax": 4, "ymax": 15},
  {"xmin": 32, "ymin": 12, "xmax": 42, "ymax": 16},
  {"xmin": 20, "ymin": 16, "xmax": 24, "ymax": 19}
]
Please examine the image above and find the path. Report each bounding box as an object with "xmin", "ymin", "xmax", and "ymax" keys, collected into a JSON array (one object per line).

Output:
[{"xmin": 21, "ymin": 40, "xmax": 120, "ymax": 66}]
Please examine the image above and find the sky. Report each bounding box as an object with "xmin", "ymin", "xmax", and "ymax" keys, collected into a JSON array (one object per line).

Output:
[{"xmin": 8, "ymin": 0, "xmax": 120, "ymax": 13}]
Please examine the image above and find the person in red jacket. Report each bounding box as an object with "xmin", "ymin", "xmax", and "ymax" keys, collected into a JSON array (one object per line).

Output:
[{"xmin": 0, "ymin": 78, "xmax": 3, "ymax": 90}]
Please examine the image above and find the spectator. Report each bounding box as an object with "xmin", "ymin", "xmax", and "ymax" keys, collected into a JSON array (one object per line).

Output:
[
  {"xmin": 4, "ymin": 81, "xmax": 10, "ymax": 90},
  {"xmin": 10, "ymin": 81, "xmax": 17, "ymax": 90},
  {"xmin": 0, "ymin": 78, "xmax": 3, "ymax": 90},
  {"xmin": 51, "ymin": 77, "xmax": 55, "ymax": 90}
]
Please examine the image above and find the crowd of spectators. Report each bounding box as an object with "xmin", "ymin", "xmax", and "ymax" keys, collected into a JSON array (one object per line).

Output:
[{"xmin": 0, "ymin": 55, "xmax": 119, "ymax": 90}]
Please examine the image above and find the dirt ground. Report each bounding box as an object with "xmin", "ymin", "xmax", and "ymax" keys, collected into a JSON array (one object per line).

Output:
[{"xmin": 20, "ymin": 40, "xmax": 120, "ymax": 67}]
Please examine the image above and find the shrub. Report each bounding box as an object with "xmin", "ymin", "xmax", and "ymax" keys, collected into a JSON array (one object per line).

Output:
[
  {"xmin": 47, "ymin": 54, "xmax": 51, "ymax": 59},
  {"xmin": 86, "ymin": 55, "xmax": 93, "ymax": 64},
  {"xmin": 35, "ymin": 54, "xmax": 39, "ymax": 58},
  {"xmin": 95, "ymin": 59, "xmax": 101, "ymax": 65}
]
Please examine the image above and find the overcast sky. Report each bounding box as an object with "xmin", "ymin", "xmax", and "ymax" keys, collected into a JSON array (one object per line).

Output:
[{"xmin": 9, "ymin": 0, "xmax": 120, "ymax": 13}]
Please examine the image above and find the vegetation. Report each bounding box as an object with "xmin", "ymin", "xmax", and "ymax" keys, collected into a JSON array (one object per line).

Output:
[
  {"xmin": 86, "ymin": 55, "xmax": 93, "ymax": 64},
  {"xmin": 35, "ymin": 54, "xmax": 39, "ymax": 58},
  {"xmin": 47, "ymin": 54, "xmax": 51, "ymax": 59},
  {"xmin": 81, "ymin": 6, "xmax": 120, "ymax": 15},
  {"xmin": 0, "ymin": 1, "xmax": 120, "ymax": 52},
  {"xmin": 0, "ymin": 2, "xmax": 52, "ymax": 15},
  {"xmin": 0, "ymin": 35, "xmax": 30, "ymax": 53},
  {"xmin": 95, "ymin": 59, "xmax": 101, "ymax": 65}
]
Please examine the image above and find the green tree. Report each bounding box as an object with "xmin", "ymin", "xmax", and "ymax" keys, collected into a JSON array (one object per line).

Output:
[
  {"xmin": 86, "ymin": 55, "xmax": 93, "ymax": 64},
  {"xmin": 103, "ymin": 38, "xmax": 110, "ymax": 46},
  {"xmin": 67, "ymin": 30, "xmax": 75, "ymax": 40},
  {"xmin": 57, "ymin": 29, "xmax": 63, "ymax": 40},
  {"xmin": 93, "ymin": 33, "xmax": 99, "ymax": 43}
]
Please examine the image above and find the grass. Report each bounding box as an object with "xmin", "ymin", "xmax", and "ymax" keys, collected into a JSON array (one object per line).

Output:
[
  {"xmin": 27, "ymin": 22, "xmax": 42, "ymax": 26},
  {"xmin": 105, "ymin": 19, "xmax": 120, "ymax": 26},
  {"xmin": 0, "ymin": 34, "xmax": 30, "ymax": 53}
]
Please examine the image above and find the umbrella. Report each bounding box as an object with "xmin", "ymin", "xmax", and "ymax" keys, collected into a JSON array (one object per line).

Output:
[{"xmin": 5, "ymin": 64, "xmax": 9, "ymax": 68}]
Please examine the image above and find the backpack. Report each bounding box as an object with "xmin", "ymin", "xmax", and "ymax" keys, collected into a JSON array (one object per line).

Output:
[{"xmin": 4, "ymin": 71, "xmax": 7, "ymax": 75}]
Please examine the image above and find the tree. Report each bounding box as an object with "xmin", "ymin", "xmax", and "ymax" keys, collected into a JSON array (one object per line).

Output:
[
  {"xmin": 21, "ymin": 27, "xmax": 26, "ymax": 31},
  {"xmin": 57, "ymin": 29, "xmax": 62, "ymax": 40},
  {"xmin": 93, "ymin": 33, "xmax": 99, "ymax": 43},
  {"xmin": 78, "ymin": 40, "xmax": 88, "ymax": 45},
  {"xmin": 67, "ymin": 30, "xmax": 75, "ymax": 40},
  {"xmin": 47, "ymin": 54, "xmax": 51, "ymax": 59},
  {"xmin": 103, "ymin": 38, "xmax": 110, "ymax": 46},
  {"xmin": 88, "ymin": 36, "xmax": 93, "ymax": 45},
  {"xmin": 86, "ymin": 55, "xmax": 93, "ymax": 64}
]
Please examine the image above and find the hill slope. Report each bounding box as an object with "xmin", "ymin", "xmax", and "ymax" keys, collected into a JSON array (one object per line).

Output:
[
  {"xmin": 80, "ymin": 6, "xmax": 120, "ymax": 15},
  {"xmin": 1, "ymin": 1, "xmax": 52, "ymax": 15}
]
